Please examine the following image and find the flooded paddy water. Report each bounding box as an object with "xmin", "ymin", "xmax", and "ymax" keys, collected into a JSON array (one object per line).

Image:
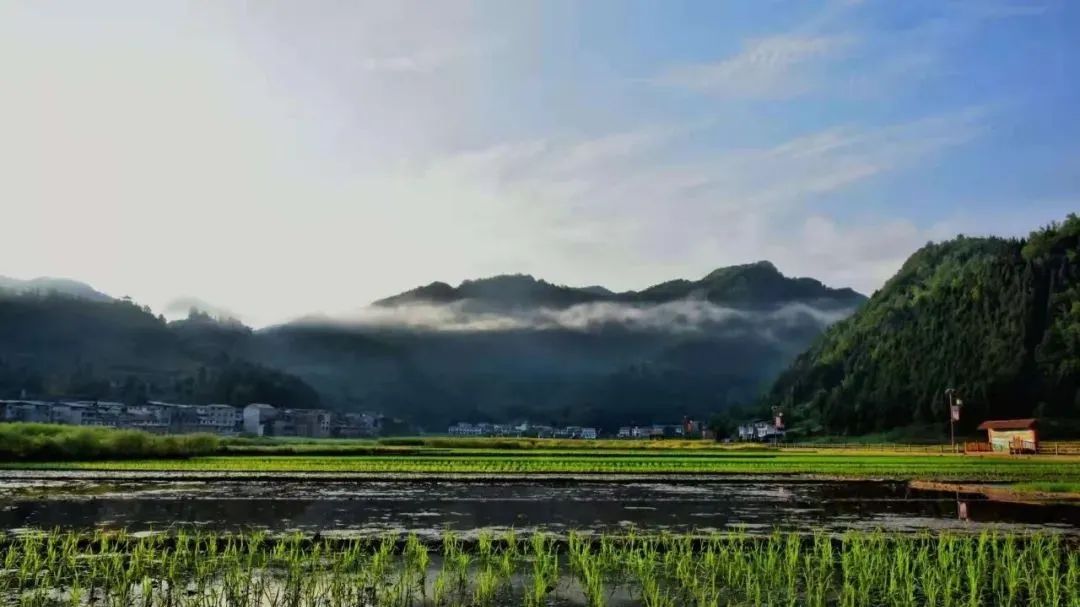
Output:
[{"xmin": 1, "ymin": 472, "xmax": 1079, "ymax": 537}]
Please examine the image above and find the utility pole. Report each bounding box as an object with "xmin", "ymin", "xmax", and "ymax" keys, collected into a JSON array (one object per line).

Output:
[{"xmin": 945, "ymin": 389, "xmax": 962, "ymax": 453}]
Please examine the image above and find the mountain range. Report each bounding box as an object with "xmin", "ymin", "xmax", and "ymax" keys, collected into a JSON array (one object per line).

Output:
[
  {"xmin": 3, "ymin": 213, "xmax": 1077, "ymax": 435},
  {"xmin": 374, "ymin": 261, "xmax": 863, "ymax": 311},
  {"xmin": 0, "ymin": 262, "xmax": 863, "ymax": 429}
]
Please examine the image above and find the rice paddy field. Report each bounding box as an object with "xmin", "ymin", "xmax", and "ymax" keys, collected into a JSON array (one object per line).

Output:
[
  {"xmin": 4, "ymin": 438, "xmax": 1080, "ymax": 605},
  {"xmin": 8, "ymin": 450, "xmax": 1080, "ymax": 483},
  {"xmin": 2, "ymin": 528, "xmax": 1078, "ymax": 606}
]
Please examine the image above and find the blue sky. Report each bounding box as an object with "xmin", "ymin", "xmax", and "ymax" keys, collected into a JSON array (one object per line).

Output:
[{"xmin": 1, "ymin": 0, "xmax": 1077, "ymax": 325}]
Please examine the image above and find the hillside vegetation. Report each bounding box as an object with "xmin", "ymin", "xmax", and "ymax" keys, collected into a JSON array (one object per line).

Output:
[
  {"xmin": 769, "ymin": 214, "xmax": 1080, "ymax": 435},
  {"xmin": 0, "ymin": 296, "xmax": 321, "ymax": 407}
]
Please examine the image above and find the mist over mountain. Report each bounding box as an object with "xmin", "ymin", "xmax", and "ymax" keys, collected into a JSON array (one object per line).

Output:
[
  {"xmin": 0, "ymin": 262, "xmax": 863, "ymax": 429},
  {"xmin": 162, "ymin": 297, "xmax": 243, "ymax": 323},
  {"xmin": 0, "ymin": 276, "xmax": 112, "ymax": 303}
]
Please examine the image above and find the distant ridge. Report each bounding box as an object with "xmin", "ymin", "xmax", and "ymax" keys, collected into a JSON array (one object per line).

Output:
[
  {"xmin": 0, "ymin": 276, "xmax": 112, "ymax": 302},
  {"xmin": 374, "ymin": 261, "xmax": 865, "ymax": 310}
]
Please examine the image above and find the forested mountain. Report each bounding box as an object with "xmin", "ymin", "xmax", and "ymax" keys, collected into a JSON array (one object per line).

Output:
[
  {"xmin": 260, "ymin": 262, "xmax": 863, "ymax": 427},
  {"xmin": 0, "ymin": 262, "xmax": 862, "ymax": 429},
  {"xmin": 0, "ymin": 295, "xmax": 320, "ymax": 408},
  {"xmin": 768, "ymin": 214, "xmax": 1080, "ymax": 436}
]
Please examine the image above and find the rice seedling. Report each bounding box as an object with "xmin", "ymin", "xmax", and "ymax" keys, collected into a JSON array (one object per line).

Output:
[
  {"xmin": 12, "ymin": 449, "xmax": 1080, "ymax": 484},
  {"xmin": 0, "ymin": 528, "xmax": 1076, "ymax": 606}
]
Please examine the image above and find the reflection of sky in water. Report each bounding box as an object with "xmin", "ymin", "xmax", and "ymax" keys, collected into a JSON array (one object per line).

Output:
[{"xmin": 0, "ymin": 476, "xmax": 1077, "ymax": 537}]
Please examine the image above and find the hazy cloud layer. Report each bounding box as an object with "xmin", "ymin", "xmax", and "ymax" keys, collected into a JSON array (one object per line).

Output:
[{"xmin": 325, "ymin": 299, "xmax": 855, "ymax": 336}]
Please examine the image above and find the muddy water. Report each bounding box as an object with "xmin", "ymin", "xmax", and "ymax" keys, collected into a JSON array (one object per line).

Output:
[{"xmin": 1, "ymin": 476, "xmax": 1078, "ymax": 536}]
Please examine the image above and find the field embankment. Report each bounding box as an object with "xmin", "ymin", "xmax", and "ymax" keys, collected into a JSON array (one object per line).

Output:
[{"xmin": 911, "ymin": 479, "xmax": 1080, "ymax": 503}]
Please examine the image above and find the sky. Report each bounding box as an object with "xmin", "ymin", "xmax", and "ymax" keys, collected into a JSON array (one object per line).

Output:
[{"xmin": 1, "ymin": 0, "xmax": 1078, "ymax": 327}]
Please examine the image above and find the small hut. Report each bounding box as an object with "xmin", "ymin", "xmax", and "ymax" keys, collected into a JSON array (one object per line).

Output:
[{"xmin": 976, "ymin": 419, "xmax": 1038, "ymax": 454}]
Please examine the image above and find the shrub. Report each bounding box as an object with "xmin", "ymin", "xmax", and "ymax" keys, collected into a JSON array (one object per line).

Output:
[{"xmin": 0, "ymin": 423, "xmax": 220, "ymax": 461}]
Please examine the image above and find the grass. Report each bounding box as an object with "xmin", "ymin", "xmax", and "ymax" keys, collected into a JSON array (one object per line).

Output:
[
  {"xmin": 1, "ymin": 528, "xmax": 1077, "ymax": 606},
  {"xmin": 0, "ymin": 423, "xmax": 220, "ymax": 461},
  {"xmin": 1011, "ymin": 482, "xmax": 1080, "ymax": 495},
  {"xmin": 9, "ymin": 451, "xmax": 1080, "ymax": 482}
]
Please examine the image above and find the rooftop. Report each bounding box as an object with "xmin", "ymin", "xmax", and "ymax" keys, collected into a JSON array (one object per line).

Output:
[{"xmin": 976, "ymin": 418, "xmax": 1037, "ymax": 431}]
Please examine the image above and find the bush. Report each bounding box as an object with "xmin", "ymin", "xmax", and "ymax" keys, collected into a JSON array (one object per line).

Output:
[{"xmin": 0, "ymin": 423, "xmax": 220, "ymax": 461}]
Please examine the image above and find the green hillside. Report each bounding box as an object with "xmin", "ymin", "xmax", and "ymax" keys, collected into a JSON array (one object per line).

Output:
[
  {"xmin": 768, "ymin": 214, "xmax": 1080, "ymax": 436},
  {"xmin": 0, "ymin": 295, "xmax": 320, "ymax": 407}
]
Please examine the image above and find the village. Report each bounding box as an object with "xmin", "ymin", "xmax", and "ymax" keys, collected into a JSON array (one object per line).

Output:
[
  {"xmin": 0, "ymin": 397, "xmax": 1050, "ymax": 453},
  {"xmin": 2, "ymin": 397, "xmax": 790, "ymax": 443},
  {"xmin": 446, "ymin": 416, "xmax": 790, "ymax": 441},
  {"xmin": 0, "ymin": 399, "xmax": 388, "ymax": 438}
]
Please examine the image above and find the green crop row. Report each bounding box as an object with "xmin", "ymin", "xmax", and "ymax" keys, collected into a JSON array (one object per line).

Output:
[
  {"xmin": 1, "ymin": 528, "xmax": 1077, "ymax": 606},
  {"xmin": 13, "ymin": 452, "xmax": 1080, "ymax": 482}
]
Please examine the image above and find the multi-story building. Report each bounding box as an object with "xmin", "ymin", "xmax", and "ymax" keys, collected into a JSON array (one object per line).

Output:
[
  {"xmin": 292, "ymin": 409, "xmax": 332, "ymax": 438},
  {"xmin": 737, "ymin": 421, "xmax": 785, "ymax": 442},
  {"xmin": 75, "ymin": 401, "xmax": 126, "ymax": 427},
  {"xmin": 449, "ymin": 421, "xmax": 600, "ymax": 439},
  {"xmin": 0, "ymin": 399, "xmax": 346, "ymax": 438},
  {"xmin": 166, "ymin": 404, "xmax": 203, "ymax": 434},
  {"xmin": 0, "ymin": 400, "xmax": 54, "ymax": 423},
  {"xmin": 332, "ymin": 412, "xmax": 382, "ymax": 438},
  {"xmin": 49, "ymin": 402, "xmax": 87, "ymax": 426},
  {"xmin": 125, "ymin": 403, "xmax": 173, "ymax": 433},
  {"xmin": 197, "ymin": 404, "xmax": 243, "ymax": 435},
  {"xmin": 243, "ymin": 403, "xmax": 276, "ymax": 436},
  {"xmin": 448, "ymin": 422, "xmax": 486, "ymax": 436}
]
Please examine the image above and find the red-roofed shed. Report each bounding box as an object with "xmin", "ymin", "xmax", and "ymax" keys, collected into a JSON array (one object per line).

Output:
[{"xmin": 976, "ymin": 419, "xmax": 1038, "ymax": 454}]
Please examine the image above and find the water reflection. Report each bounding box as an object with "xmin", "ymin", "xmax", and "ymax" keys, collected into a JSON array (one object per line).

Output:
[{"xmin": 0, "ymin": 478, "xmax": 1077, "ymax": 536}]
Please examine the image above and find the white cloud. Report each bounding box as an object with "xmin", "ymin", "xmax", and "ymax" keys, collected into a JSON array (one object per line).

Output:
[
  {"xmin": 776, "ymin": 216, "xmax": 954, "ymax": 295},
  {"xmin": 0, "ymin": 1, "xmax": 1056, "ymax": 328},
  {"xmin": 389, "ymin": 107, "xmax": 985, "ymax": 299},
  {"xmin": 654, "ymin": 35, "xmax": 854, "ymax": 98}
]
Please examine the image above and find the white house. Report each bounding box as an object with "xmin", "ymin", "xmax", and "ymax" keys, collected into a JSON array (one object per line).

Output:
[
  {"xmin": 243, "ymin": 403, "xmax": 276, "ymax": 436},
  {"xmin": 738, "ymin": 420, "xmax": 785, "ymax": 442},
  {"xmin": 448, "ymin": 422, "xmax": 485, "ymax": 436}
]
